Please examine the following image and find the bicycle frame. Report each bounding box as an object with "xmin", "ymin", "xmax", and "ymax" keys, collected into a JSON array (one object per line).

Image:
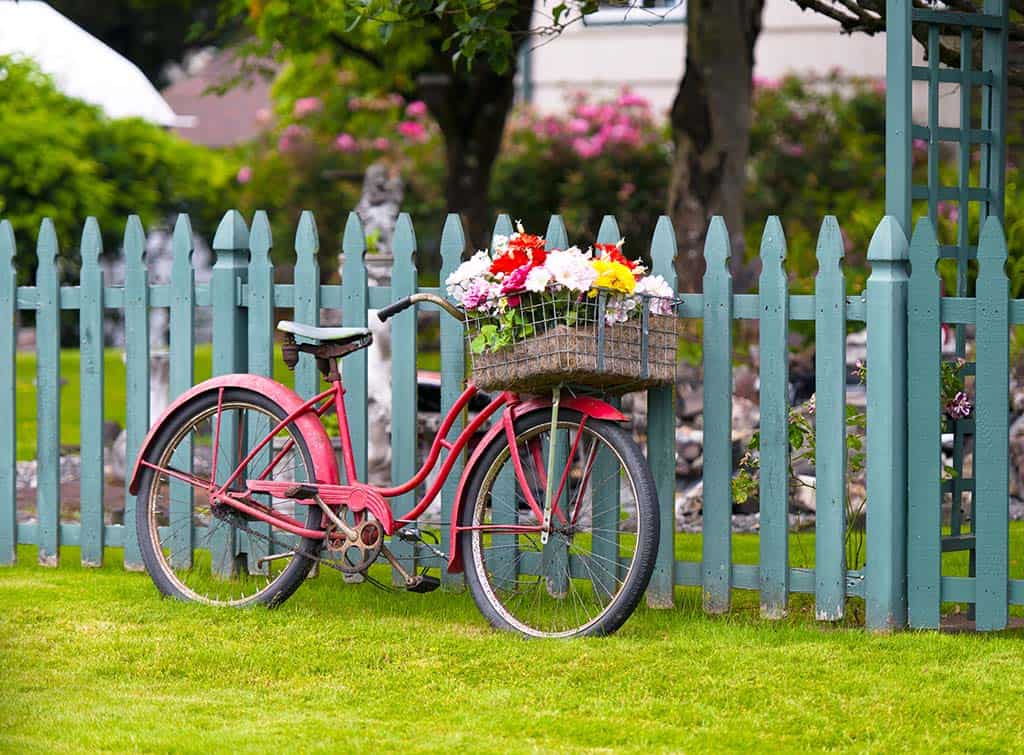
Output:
[{"xmin": 132, "ymin": 369, "xmax": 627, "ymax": 565}]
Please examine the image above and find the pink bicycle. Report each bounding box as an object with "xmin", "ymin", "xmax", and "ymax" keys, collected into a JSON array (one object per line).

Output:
[{"xmin": 129, "ymin": 293, "xmax": 659, "ymax": 638}]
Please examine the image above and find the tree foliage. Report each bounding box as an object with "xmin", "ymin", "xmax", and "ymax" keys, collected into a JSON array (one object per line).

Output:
[{"xmin": 0, "ymin": 56, "xmax": 237, "ymax": 280}]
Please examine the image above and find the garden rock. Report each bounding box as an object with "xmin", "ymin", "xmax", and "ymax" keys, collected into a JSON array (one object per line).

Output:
[{"xmin": 1010, "ymin": 414, "xmax": 1024, "ymax": 502}]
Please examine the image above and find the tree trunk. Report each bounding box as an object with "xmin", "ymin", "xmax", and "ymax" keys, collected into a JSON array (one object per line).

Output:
[
  {"xmin": 419, "ymin": 0, "xmax": 534, "ymax": 250},
  {"xmin": 667, "ymin": 0, "xmax": 764, "ymax": 292}
]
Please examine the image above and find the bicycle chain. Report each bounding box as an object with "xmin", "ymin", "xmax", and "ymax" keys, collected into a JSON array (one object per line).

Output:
[{"xmin": 210, "ymin": 504, "xmax": 448, "ymax": 578}]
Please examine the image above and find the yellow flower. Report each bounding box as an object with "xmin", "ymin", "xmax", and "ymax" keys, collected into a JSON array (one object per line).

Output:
[{"xmin": 590, "ymin": 259, "xmax": 636, "ymax": 294}]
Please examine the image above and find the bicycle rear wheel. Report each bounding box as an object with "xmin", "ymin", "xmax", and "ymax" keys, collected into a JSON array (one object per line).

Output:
[
  {"xmin": 459, "ymin": 409, "xmax": 658, "ymax": 637},
  {"xmin": 135, "ymin": 388, "xmax": 322, "ymax": 607}
]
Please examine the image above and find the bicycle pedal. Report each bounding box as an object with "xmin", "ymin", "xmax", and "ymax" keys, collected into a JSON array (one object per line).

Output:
[{"xmin": 406, "ymin": 575, "xmax": 440, "ymax": 593}]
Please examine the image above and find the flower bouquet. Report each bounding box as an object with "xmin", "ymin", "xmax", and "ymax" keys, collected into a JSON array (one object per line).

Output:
[{"xmin": 446, "ymin": 226, "xmax": 679, "ymax": 394}]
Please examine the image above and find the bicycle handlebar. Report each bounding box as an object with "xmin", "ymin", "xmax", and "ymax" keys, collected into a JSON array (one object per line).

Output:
[{"xmin": 377, "ymin": 293, "xmax": 465, "ymax": 323}]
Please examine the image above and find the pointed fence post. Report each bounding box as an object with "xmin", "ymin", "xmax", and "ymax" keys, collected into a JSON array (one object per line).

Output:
[
  {"xmin": 591, "ymin": 215, "xmax": 626, "ymax": 603},
  {"xmin": 814, "ymin": 217, "xmax": 848, "ymax": 621},
  {"xmin": 341, "ymin": 212, "xmax": 368, "ymax": 481},
  {"xmin": 865, "ymin": 215, "xmax": 909, "ymax": 631},
  {"xmin": 542, "ymin": 214, "xmax": 570, "ymax": 598},
  {"xmin": 0, "ymin": 221, "xmax": 16, "ymax": 565},
  {"xmin": 758, "ymin": 216, "xmax": 789, "ymax": 618},
  {"xmin": 389, "ymin": 213, "xmax": 418, "ymax": 580},
  {"xmin": 646, "ymin": 216, "xmax": 678, "ymax": 608},
  {"xmin": 906, "ymin": 218, "xmax": 941, "ymax": 628},
  {"xmin": 246, "ymin": 211, "xmax": 275, "ymax": 572},
  {"xmin": 210, "ymin": 210, "xmax": 250, "ymax": 578},
  {"xmin": 294, "ymin": 212, "xmax": 321, "ymax": 402},
  {"xmin": 974, "ymin": 216, "xmax": 1010, "ymax": 631},
  {"xmin": 702, "ymin": 217, "xmax": 733, "ymax": 614},
  {"xmin": 488, "ymin": 213, "xmax": 518, "ymax": 590},
  {"xmin": 36, "ymin": 219, "xmax": 61, "ymax": 567},
  {"xmin": 124, "ymin": 216, "xmax": 150, "ymax": 571},
  {"xmin": 439, "ymin": 213, "xmax": 466, "ymax": 587},
  {"xmin": 79, "ymin": 218, "xmax": 105, "ymax": 567},
  {"xmin": 168, "ymin": 214, "xmax": 196, "ymax": 570}
]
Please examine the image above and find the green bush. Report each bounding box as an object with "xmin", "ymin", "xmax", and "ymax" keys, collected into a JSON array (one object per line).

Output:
[{"xmin": 0, "ymin": 55, "xmax": 238, "ymax": 280}]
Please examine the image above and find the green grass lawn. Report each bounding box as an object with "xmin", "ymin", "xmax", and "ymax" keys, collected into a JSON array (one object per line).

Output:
[
  {"xmin": 14, "ymin": 344, "xmax": 441, "ymax": 460},
  {"xmin": 5, "ymin": 541, "xmax": 1024, "ymax": 752}
]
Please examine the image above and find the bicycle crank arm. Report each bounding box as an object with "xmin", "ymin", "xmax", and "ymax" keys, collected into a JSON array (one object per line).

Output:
[
  {"xmin": 314, "ymin": 496, "xmax": 359, "ymax": 540},
  {"xmin": 255, "ymin": 550, "xmax": 296, "ymax": 568}
]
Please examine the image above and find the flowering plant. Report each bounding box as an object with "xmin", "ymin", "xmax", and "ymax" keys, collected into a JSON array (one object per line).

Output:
[{"xmin": 445, "ymin": 225, "xmax": 674, "ymax": 355}]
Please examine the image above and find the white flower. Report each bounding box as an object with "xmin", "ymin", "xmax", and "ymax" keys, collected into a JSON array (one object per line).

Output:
[
  {"xmin": 524, "ymin": 266, "xmax": 552, "ymax": 293},
  {"xmin": 491, "ymin": 234, "xmax": 509, "ymax": 254},
  {"xmin": 544, "ymin": 246, "xmax": 597, "ymax": 292},
  {"xmin": 604, "ymin": 296, "xmax": 637, "ymax": 324},
  {"xmin": 634, "ymin": 274, "xmax": 674, "ymax": 314},
  {"xmin": 445, "ymin": 250, "xmax": 492, "ymax": 300}
]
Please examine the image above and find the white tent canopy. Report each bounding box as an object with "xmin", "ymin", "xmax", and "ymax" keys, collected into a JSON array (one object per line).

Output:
[{"xmin": 0, "ymin": 0, "xmax": 191, "ymax": 127}]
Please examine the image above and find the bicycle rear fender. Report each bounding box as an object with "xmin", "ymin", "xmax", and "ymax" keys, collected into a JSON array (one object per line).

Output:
[
  {"xmin": 446, "ymin": 394, "xmax": 627, "ymax": 573},
  {"xmin": 127, "ymin": 374, "xmax": 340, "ymax": 495}
]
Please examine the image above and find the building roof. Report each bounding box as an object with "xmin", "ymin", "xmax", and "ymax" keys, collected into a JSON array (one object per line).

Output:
[{"xmin": 161, "ymin": 51, "xmax": 274, "ymax": 147}]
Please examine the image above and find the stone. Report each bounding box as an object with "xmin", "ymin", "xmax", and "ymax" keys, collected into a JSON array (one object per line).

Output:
[
  {"xmin": 790, "ymin": 474, "xmax": 817, "ymax": 513},
  {"xmin": 1010, "ymin": 414, "xmax": 1024, "ymax": 505}
]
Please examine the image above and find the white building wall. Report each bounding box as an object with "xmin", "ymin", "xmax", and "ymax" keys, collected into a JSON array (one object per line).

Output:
[{"xmin": 525, "ymin": 0, "xmax": 952, "ymax": 125}]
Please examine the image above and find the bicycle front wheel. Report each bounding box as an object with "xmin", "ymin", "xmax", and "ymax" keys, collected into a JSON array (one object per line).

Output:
[
  {"xmin": 134, "ymin": 388, "xmax": 322, "ymax": 607},
  {"xmin": 459, "ymin": 409, "xmax": 659, "ymax": 638}
]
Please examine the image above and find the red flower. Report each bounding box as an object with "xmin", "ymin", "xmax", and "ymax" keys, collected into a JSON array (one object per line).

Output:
[
  {"xmin": 595, "ymin": 243, "xmax": 639, "ymax": 271},
  {"xmin": 490, "ymin": 233, "xmax": 548, "ymax": 276}
]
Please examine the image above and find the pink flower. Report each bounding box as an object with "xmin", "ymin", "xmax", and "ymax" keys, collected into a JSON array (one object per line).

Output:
[
  {"xmin": 388, "ymin": 93, "xmax": 406, "ymax": 107},
  {"xmin": 334, "ymin": 133, "xmax": 358, "ymax": 152},
  {"xmin": 938, "ymin": 201, "xmax": 960, "ymax": 224},
  {"xmin": 405, "ymin": 100, "xmax": 428, "ymax": 118},
  {"xmin": 236, "ymin": 166, "xmax": 252, "ymax": 184},
  {"xmin": 277, "ymin": 124, "xmax": 308, "ymax": 153},
  {"xmin": 348, "ymin": 97, "xmax": 363, "ymax": 111},
  {"xmin": 501, "ymin": 263, "xmax": 532, "ymax": 294},
  {"xmin": 461, "ymin": 278, "xmax": 492, "ymax": 310},
  {"xmin": 617, "ymin": 90, "xmax": 649, "ymax": 108},
  {"xmin": 946, "ymin": 391, "xmax": 973, "ymax": 420},
  {"xmin": 753, "ymin": 76, "xmax": 780, "ymax": 90},
  {"xmin": 372, "ymin": 137, "xmax": 391, "ymax": 151},
  {"xmin": 397, "ymin": 120, "xmax": 427, "ymax": 141},
  {"xmin": 255, "ymin": 108, "xmax": 272, "ymax": 125},
  {"xmin": 567, "ymin": 117, "xmax": 590, "ymax": 135},
  {"xmin": 782, "ymin": 142, "xmax": 806, "ymax": 158},
  {"xmin": 617, "ymin": 182, "xmax": 636, "ymax": 201},
  {"xmin": 572, "ymin": 136, "xmax": 605, "ymax": 159},
  {"xmin": 576, "ymin": 103, "xmax": 600, "ymax": 120},
  {"xmin": 293, "ymin": 97, "xmax": 322, "ymax": 118}
]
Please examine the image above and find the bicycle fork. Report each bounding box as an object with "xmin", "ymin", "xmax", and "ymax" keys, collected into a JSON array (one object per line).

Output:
[{"xmin": 540, "ymin": 387, "xmax": 562, "ymax": 546}]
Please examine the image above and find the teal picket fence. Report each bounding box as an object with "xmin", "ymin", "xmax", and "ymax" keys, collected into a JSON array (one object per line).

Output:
[{"xmin": 0, "ymin": 207, "xmax": 1020, "ymax": 630}]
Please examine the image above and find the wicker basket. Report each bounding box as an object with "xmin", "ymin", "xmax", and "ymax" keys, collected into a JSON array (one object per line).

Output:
[{"xmin": 467, "ymin": 292, "xmax": 679, "ymax": 394}]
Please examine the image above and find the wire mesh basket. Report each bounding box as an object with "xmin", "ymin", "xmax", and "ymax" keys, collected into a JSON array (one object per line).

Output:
[{"xmin": 466, "ymin": 289, "xmax": 680, "ymax": 395}]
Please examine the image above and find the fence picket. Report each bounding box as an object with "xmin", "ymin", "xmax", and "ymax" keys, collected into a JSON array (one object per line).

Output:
[
  {"xmin": 168, "ymin": 215, "xmax": 195, "ymax": 569},
  {"xmin": 294, "ymin": 211, "xmax": 321, "ymax": 402},
  {"xmin": 0, "ymin": 221, "xmax": 15, "ymax": 565},
  {"xmin": 389, "ymin": 213, "xmax": 418, "ymax": 580},
  {"xmin": 210, "ymin": 210, "xmax": 249, "ymax": 578},
  {"xmin": 341, "ymin": 212, "xmax": 368, "ymax": 481},
  {"xmin": 246, "ymin": 211, "xmax": 274, "ymax": 572},
  {"xmin": 814, "ymin": 216, "xmax": 848, "ymax": 621},
  {"xmin": 974, "ymin": 216, "xmax": 1010, "ymax": 631},
  {"xmin": 588, "ymin": 215, "xmax": 627, "ymax": 604},
  {"xmin": 702, "ymin": 216, "xmax": 733, "ymax": 613},
  {"xmin": 906, "ymin": 217, "xmax": 942, "ymax": 628},
  {"xmin": 865, "ymin": 216, "xmax": 909, "ymax": 630},
  {"xmin": 543, "ymin": 215, "xmax": 571, "ymax": 597},
  {"xmin": 123, "ymin": 215, "xmax": 149, "ymax": 570},
  {"xmin": 439, "ymin": 213, "xmax": 466, "ymax": 586},
  {"xmin": 758, "ymin": 216, "xmax": 790, "ymax": 618},
  {"xmin": 646, "ymin": 216, "xmax": 679, "ymax": 608},
  {"xmin": 488, "ymin": 213, "xmax": 518, "ymax": 590},
  {"xmin": 36, "ymin": 219, "xmax": 61, "ymax": 566},
  {"xmin": 78, "ymin": 218, "xmax": 105, "ymax": 566}
]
